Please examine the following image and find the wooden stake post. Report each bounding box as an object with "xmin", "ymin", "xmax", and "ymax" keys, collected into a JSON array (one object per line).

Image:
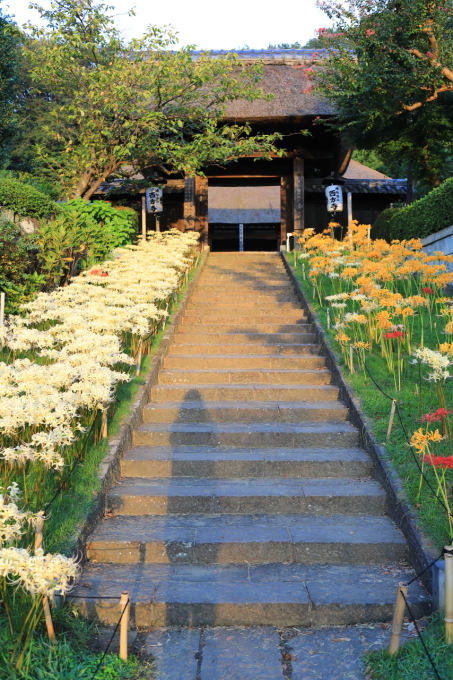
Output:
[
  {"xmin": 445, "ymin": 546, "xmax": 453, "ymax": 644},
  {"xmin": 388, "ymin": 583, "xmax": 408, "ymax": 655},
  {"xmin": 34, "ymin": 516, "xmax": 56, "ymax": 644},
  {"xmin": 386, "ymin": 399, "xmax": 397, "ymax": 441},
  {"xmin": 136, "ymin": 340, "xmax": 143, "ymax": 377},
  {"xmin": 141, "ymin": 197, "xmax": 147, "ymax": 241},
  {"xmin": 119, "ymin": 591, "xmax": 130, "ymax": 660},
  {"xmin": 101, "ymin": 407, "xmax": 108, "ymax": 439}
]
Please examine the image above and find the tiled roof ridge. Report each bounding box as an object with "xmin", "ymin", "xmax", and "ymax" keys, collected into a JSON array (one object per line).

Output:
[{"xmin": 190, "ymin": 48, "xmax": 331, "ymax": 62}]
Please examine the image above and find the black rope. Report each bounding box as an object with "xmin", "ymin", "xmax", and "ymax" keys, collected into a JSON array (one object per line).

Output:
[
  {"xmin": 89, "ymin": 597, "xmax": 130, "ymax": 680},
  {"xmin": 349, "ymin": 344, "xmax": 453, "ymax": 519},
  {"xmin": 66, "ymin": 594, "xmax": 121, "ymax": 600},
  {"xmin": 400, "ymin": 590, "xmax": 443, "ymax": 680},
  {"xmin": 405, "ymin": 552, "xmax": 445, "ymax": 587}
]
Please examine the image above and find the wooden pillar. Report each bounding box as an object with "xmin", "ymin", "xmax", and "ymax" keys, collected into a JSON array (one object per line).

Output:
[
  {"xmin": 183, "ymin": 176, "xmax": 196, "ymax": 232},
  {"xmin": 293, "ymin": 156, "xmax": 304, "ymax": 238},
  {"xmin": 280, "ymin": 176, "xmax": 290, "ymax": 248},
  {"xmin": 195, "ymin": 176, "xmax": 208, "ymax": 248}
]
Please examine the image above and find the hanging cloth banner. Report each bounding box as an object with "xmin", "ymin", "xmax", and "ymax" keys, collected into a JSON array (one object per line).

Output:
[{"xmin": 325, "ymin": 185, "xmax": 344, "ymax": 212}]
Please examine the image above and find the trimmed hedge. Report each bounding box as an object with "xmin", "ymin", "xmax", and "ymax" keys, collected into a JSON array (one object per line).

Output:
[
  {"xmin": 372, "ymin": 178, "xmax": 453, "ymax": 242},
  {"xmin": 0, "ymin": 178, "xmax": 57, "ymax": 219},
  {"xmin": 371, "ymin": 208, "xmax": 400, "ymax": 241}
]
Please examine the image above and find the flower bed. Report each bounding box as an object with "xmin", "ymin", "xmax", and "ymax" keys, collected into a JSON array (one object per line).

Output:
[
  {"xmin": 290, "ymin": 223, "xmax": 453, "ymax": 548},
  {"xmin": 0, "ymin": 229, "xmax": 199, "ymax": 670}
]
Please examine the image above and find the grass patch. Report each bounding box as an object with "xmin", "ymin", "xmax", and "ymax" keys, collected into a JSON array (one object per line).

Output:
[
  {"xmin": 287, "ymin": 252, "xmax": 453, "ymax": 550},
  {"xmin": 287, "ymin": 252, "xmax": 452, "ymax": 679},
  {"xmin": 365, "ymin": 614, "xmax": 453, "ymax": 680},
  {"xmin": 0, "ymin": 608, "xmax": 154, "ymax": 679}
]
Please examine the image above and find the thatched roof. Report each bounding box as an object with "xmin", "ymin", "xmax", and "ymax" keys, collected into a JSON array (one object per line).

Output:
[
  {"xmin": 343, "ymin": 160, "xmax": 391, "ymax": 180},
  {"xmin": 195, "ymin": 50, "xmax": 334, "ymax": 121}
]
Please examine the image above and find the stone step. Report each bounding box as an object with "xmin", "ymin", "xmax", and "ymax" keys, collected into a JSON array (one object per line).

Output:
[
  {"xmin": 168, "ymin": 344, "xmax": 321, "ymax": 356},
  {"xmin": 190, "ymin": 294, "xmax": 299, "ymax": 303},
  {"xmin": 158, "ymin": 368, "xmax": 331, "ymax": 385},
  {"xmin": 107, "ymin": 476, "xmax": 383, "ymax": 516},
  {"xmin": 163, "ymin": 355, "xmax": 326, "ymax": 369},
  {"xmin": 185, "ymin": 303, "xmax": 302, "ymax": 312},
  {"xmin": 86, "ymin": 515, "xmax": 406, "ymax": 565},
  {"xmin": 143, "ymin": 400, "xmax": 346, "ymax": 423},
  {"xmin": 151, "ymin": 383, "xmax": 340, "ymax": 402},
  {"xmin": 198, "ymin": 280, "xmax": 290, "ymax": 286},
  {"xmin": 193, "ymin": 285, "xmax": 294, "ymax": 293},
  {"xmin": 172, "ymin": 333, "xmax": 317, "ymax": 344},
  {"xmin": 72, "ymin": 562, "xmax": 430, "ymax": 627},
  {"xmin": 197, "ymin": 274, "xmax": 288, "ymax": 279},
  {"xmin": 182, "ymin": 315, "xmax": 307, "ymax": 325},
  {"xmin": 121, "ymin": 445, "xmax": 371, "ymax": 478},
  {"xmin": 133, "ymin": 422, "xmax": 359, "ymax": 448},
  {"xmin": 179, "ymin": 324, "xmax": 311, "ymax": 334}
]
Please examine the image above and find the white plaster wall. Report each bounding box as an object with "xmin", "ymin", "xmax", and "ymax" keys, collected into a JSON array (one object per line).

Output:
[{"xmin": 208, "ymin": 185, "xmax": 280, "ymax": 224}]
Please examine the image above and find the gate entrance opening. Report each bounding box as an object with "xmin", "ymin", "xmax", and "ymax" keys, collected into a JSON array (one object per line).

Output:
[
  {"xmin": 210, "ymin": 223, "xmax": 279, "ymax": 252},
  {"xmin": 208, "ymin": 182, "xmax": 281, "ymax": 252}
]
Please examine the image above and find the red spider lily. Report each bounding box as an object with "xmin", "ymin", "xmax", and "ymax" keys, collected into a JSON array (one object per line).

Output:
[
  {"xmin": 422, "ymin": 287, "xmax": 434, "ymax": 294},
  {"xmin": 435, "ymin": 408, "xmax": 453, "ymax": 418},
  {"xmin": 422, "ymin": 454, "xmax": 453, "ymax": 468},
  {"xmin": 419, "ymin": 408, "xmax": 453, "ymax": 422},
  {"xmin": 384, "ymin": 330, "xmax": 404, "ymax": 339}
]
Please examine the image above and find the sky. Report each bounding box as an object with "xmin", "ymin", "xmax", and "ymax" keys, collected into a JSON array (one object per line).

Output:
[{"xmin": 6, "ymin": 0, "xmax": 329, "ymax": 50}]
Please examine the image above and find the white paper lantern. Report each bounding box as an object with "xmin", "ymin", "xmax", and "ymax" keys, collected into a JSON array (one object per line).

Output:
[
  {"xmin": 145, "ymin": 187, "xmax": 163, "ymax": 213},
  {"xmin": 325, "ymin": 185, "xmax": 343, "ymax": 212}
]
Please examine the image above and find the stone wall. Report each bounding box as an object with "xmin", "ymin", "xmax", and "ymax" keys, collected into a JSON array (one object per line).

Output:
[{"xmin": 0, "ymin": 208, "xmax": 40, "ymax": 233}]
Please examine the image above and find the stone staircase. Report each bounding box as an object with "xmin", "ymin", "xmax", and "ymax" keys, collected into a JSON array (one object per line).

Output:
[{"xmin": 76, "ymin": 252, "xmax": 429, "ymax": 628}]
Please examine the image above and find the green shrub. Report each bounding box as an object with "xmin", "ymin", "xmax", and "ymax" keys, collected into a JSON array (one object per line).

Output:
[
  {"xmin": 0, "ymin": 178, "xmax": 57, "ymax": 219},
  {"xmin": 63, "ymin": 199, "xmax": 137, "ymax": 246},
  {"xmin": 374, "ymin": 178, "xmax": 453, "ymax": 242},
  {"xmin": 37, "ymin": 200, "xmax": 137, "ymax": 289},
  {"xmin": 0, "ymin": 220, "xmax": 45, "ymax": 313},
  {"xmin": 371, "ymin": 208, "xmax": 401, "ymax": 240}
]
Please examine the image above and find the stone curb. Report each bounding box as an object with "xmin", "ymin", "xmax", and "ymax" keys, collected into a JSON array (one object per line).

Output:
[
  {"xmin": 74, "ymin": 249, "xmax": 210, "ymax": 558},
  {"xmin": 281, "ymin": 252, "xmax": 436, "ymax": 591}
]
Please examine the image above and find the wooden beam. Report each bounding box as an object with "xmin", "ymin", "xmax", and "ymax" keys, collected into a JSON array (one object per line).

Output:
[
  {"xmin": 183, "ymin": 176, "xmax": 196, "ymax": 232},
  {"xmin": 195, "ymin": 176, "xmax": 208, "ymax": 247},
  {"xmin": 293, "ymin": 156, "xmax": 304, "ymax": 236},
  {"xmin": 280, "ymin": 176, "xmax": 289, "ymax": 247}
]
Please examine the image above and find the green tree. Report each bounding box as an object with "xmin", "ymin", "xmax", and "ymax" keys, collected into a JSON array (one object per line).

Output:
[
  {"xmin": 310, "ymin": 0, "xmax": 453, "ymax": 185},
  {"xmin": 267, "ymin": 31, "xmax": 339, "ymax": 49},
  {"xmin": 0, "ymin": 3, "xmax": 21, "ymax": 166},
  {"xmin": 268, "ymin": 41, "xmax": 304, "ymax": 49},
  {"xmin": 23, "ymin": 0, "xmax": 280, "ymax": 200}
]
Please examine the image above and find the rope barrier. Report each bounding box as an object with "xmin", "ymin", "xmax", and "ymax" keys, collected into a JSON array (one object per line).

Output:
[
  {"xmin": 299, "ymin": 274, "xmax": 449, "ymax": 677},
  {"xmin": 405, "ymin": 552, "xmax": 445, "ymax": 587},
  {"xmin": 88, "ymin": 597, "xmax": 130, "ymax": 680},
  {"xmin": 349, "ymin": 343, "xmax": 453, "ymax": 519},
  {"xmin": 400, "ymin": 590, "xmax": 443, "ymax": 680},
  {"xmin": 65, "ymin": 594, "xmax": 121, "ymax": 600},
  {"xmin": 344, "ymin": 347, "xmax": 446, "ymax": 679}
]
